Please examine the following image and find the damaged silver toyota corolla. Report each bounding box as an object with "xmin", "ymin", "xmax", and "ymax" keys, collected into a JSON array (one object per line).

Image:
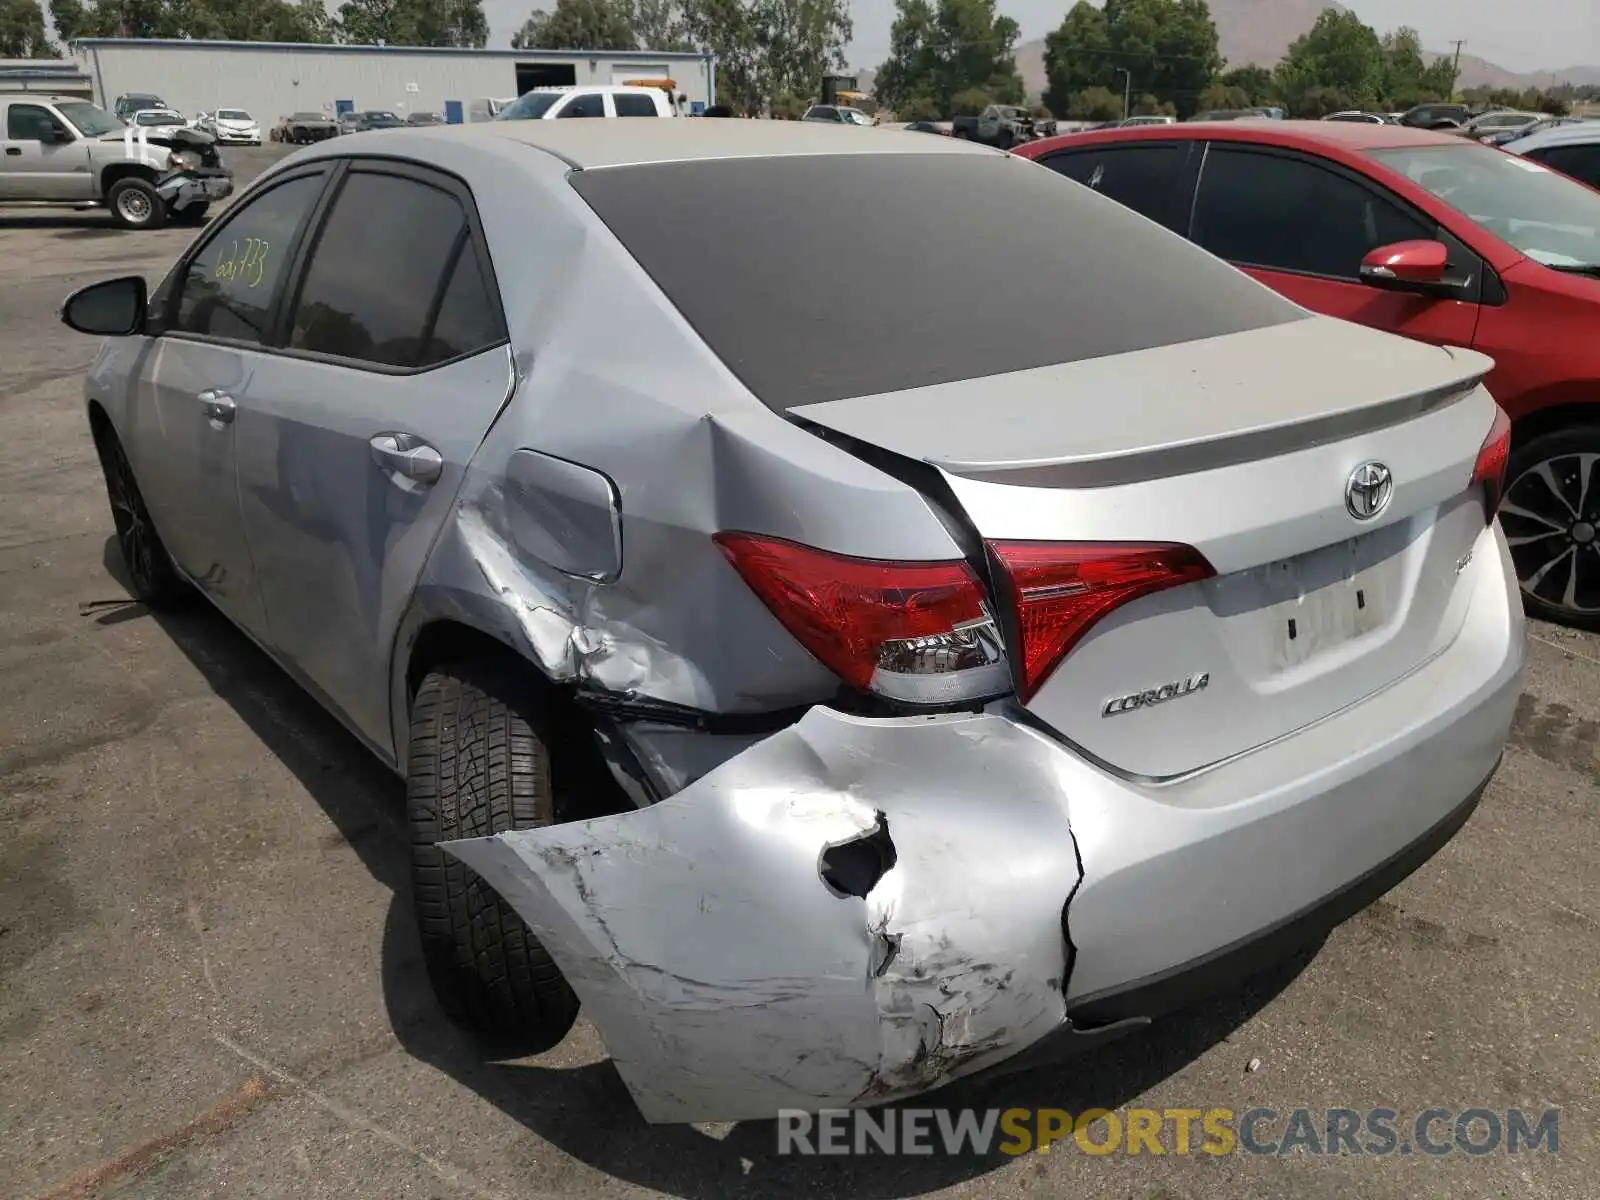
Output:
[{"xmin": 62, "ymin": 120, "xmax": 1524, "ymax": 1125}]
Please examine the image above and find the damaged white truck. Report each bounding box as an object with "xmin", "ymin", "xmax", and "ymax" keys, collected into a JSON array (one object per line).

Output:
[{"xmin": 62, "ymin": 120, "xmax": 1524, "ymax": 1125}]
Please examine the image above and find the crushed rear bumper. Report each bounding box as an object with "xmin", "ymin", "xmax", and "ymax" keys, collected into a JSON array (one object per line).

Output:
[{"xmin": 443, "ymin": 526, "xmax": 1523, "ymax": 1124}]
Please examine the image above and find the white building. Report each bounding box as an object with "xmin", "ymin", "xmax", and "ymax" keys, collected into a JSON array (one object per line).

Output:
[{"xmin": 71, "ymin": 38, "xmax": 717, "ymax": 125}]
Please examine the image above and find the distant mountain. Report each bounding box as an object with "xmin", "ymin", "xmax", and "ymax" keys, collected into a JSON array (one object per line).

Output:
[{"xmin": 865, "ymin": 0, "xmax": 1599, "ymax": 104}]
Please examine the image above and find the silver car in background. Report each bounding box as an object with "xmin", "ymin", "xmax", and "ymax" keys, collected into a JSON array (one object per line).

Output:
[{"xmin": 61, "ymin": 121, "xmax": 1523, "ymax": 1125}]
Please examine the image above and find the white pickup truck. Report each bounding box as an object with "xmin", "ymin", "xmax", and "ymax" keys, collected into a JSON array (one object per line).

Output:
[
  {"xmin": 493, "ymin": 85, "xmax": 685, "ymax": 120},
  {"xmin": 0, "ymin": 93, "xmax": 234, "ymax": 229}
]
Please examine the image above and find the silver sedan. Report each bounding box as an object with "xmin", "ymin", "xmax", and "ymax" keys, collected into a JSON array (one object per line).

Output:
[{"xmin": 61, "ymin": 120, "xmax": 1524, "ymax": 1125}]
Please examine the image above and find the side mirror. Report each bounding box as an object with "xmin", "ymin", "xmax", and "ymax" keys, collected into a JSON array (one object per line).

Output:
[
  {"xmin": 61, "ymin": 275, "xmax": 148, "ymax": 337},
  {"xmin": 1359, "ymin": 240, "xmax": 1458, "ymax": 296}
]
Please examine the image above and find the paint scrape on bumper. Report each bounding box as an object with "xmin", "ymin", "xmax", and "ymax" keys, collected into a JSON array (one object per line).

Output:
[{"xmin": 441, "ymin": 706, "xmax": 1082, "ymax": 1124}]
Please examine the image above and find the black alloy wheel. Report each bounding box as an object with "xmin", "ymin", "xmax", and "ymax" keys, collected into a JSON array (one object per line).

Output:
[{"xmin": 1501, "ymin": 429, "xmax": 1600, "ymax": 628}]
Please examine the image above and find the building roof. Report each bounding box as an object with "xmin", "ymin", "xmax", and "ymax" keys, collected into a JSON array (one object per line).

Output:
[
  {"xmin": 414, "ymin": 118, "xmax": 998, "ymax": 170},
  {"xmin": 70, "ymin": 38, "xmax": 711, "ymax": 62}
]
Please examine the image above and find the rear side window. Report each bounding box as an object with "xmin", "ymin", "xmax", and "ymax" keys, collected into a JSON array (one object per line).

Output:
[
  {"xmin": 1039, "ymin": 143, "xmax": 1188, "ymax": 229},
  {"xmin": 614, "ymin": 93, "xmax": 658, "ymax": 117},
  {"xmin": 287, "ymin": 170, "xmax": 504, "ymax": 369},
  {"xmin": 1528, "ymin": 143, "xmax": 1600, "ymax": 190},
  {"xmin": 1192, "ymin": 147, "xmax": 1433, "ymax": 279},
  {"xmin": 571, "ymin": 153, "xmax": 1305, "ymax": 410}
]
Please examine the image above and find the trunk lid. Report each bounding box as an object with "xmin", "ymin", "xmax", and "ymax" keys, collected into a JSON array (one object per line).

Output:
[{"xmin": 790, "ymin": 317, "xmax": 1498, "ymax": 779}]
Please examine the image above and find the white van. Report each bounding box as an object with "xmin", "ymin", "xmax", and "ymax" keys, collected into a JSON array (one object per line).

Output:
[{"xmin": 494, "ymin": 85, "xmax": 683, "ymax": 120}]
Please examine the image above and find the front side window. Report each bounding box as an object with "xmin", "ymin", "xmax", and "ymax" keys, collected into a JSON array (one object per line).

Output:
[
  {"xmin": 6, "ymin": 103, "xmax": 64, "ymax": 141},
  {"xmin": 499, "ymin": 92, "xmax": 560, "ymax": 120},
  {"xmin": 559, "ymin": 94, "xmax": 606, "ymax": 118},
  {"xmin": 287, "ymin": 170, "xmax": 504, "ymax": 369},
  {"xmin": 1040, "ymin": 144, "xmax": 1188, "ymax": 229},
  {"xmin": 171, "ymin": 173, "xmax": 326, "ymax": 345},
  {"xmin": 613, "ymin": 94, "xmax": 658, "ymax": 118},
  {"xmin": 1371, "ymin": 141, "xmax": 1600, "ymax": 271},
  {"xmin": 1193, "ymin": 147, "xmax": 1432, "ymax": 278},
  {"xmin": 571, "ymin": 152, "xmax": 1305, "ymax": 411}
]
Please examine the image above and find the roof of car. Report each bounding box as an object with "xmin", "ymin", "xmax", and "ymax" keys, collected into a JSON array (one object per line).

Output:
[
  {"xmin": 1023, "ymin": 118, "xmax": 1464, "ymax": 158},
  {"xmin": 426, "ymin": 118, "xmax": 997, "ymax": 169},
  {"xmin": 1502, "ymin": 119, "xmax": 1600, "ymax": 154}
]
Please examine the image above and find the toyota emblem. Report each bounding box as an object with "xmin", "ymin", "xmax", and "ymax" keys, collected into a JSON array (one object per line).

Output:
[{"xmin": 1345, "ymin": 462, "xmax": 1394, "ymax": 521}]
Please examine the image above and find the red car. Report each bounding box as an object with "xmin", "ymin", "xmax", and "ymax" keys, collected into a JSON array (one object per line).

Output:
[{"xmin": 1016, "ymin": 120, "xmax": 1600, "ymax": 627}]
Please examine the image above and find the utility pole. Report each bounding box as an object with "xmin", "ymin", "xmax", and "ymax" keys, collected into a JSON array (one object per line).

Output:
[
  {"xmin": 1449, "ymin": 40, "xmax": 1465, "ymax": 98},
  {"xmin": 1115, "ymin": 67, "xmax": 1132, "ymax": 120}
]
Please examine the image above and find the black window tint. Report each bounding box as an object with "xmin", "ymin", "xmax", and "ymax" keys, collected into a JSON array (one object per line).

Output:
[
  {"xmin": 613, "ymin": 93, "xmax": 658, "ymax": 117},
  {"xmin": 288, "ymin": 170, "xmax": 498, "ymax": 369},
  {"xmin": 1041, "ymin": 144, "xmax": 1185, "ymax": 229},
  {"xmin": 571, "ymin": 154, "xmax": 1305, "ymax": 411},
  {"xmin": 171, "ymin": 173, "xmax": 324, "ymax": 344},
  {"xmin": 7, "ymin": 104, "xmax": 57, "ymax": 140},
  {"xmin": 1530, "ymin": 144, "xmax": 1600, "ymax": 190},
  {"xmin": 426, "ymin": 241, "xmax": 503, "ymax": 361},
  {"xmin": 560, "ymin": 94, "xmax": 605, "ymax": 118},
  {"xmin": 1193, "ymin": 147, "xmax": 1432, "ymax": 278}
]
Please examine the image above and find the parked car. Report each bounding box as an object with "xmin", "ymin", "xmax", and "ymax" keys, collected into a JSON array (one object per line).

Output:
[
  {"xmin": 949, "ymin": 104, "xmax": 1036, "ymax": 148},
  {"xmin": 337, "ymin": 111, "xmax": 362, "ymax": 135},
  {"xmin": 801, "ymin": 104, "xmax": 875, "ymax": 126},
  {"xmin": 1188, "ymin": 108, "xmax": 1274, "ymax": 122},
  {"xmin": 1323, "ymin": 110, "xmax": 1395, "ymax": 124},
  {"xmin": 1501, "ymin": 120, "xmax": 1600, "ymax": 188},
  {"xmin": 0, "ymin": 92, "xmax": 230, "ymax": 228},
  {"xmin": 1462, "ymin": 110, "xmax": 1545, "ymax": 142},
  {"xmin": 468, "ymin": 97, "xmax": 516, "ymax": 123},
  {"xmin": 1484, "ymin": 115, "xmax": 1590, "ymax": 148},
  {"xmin": 113, "ymin": 92, "xmax": 166, "ymax": 122},
  {"xmin": 1398, "ymin": 102, "xmax": 1471, "ymax": 130},
  {"xmin": 497, "ymin": 86, "xmax": 681, "ymax": 120},
  {"xmin": 901, "ymin": 120, "xmax": 949, "ymax": 135},
  {"xmin": 406, "ymin": 111, "xmax": 445, "ymax": 126},
  {"xmin": 196, "ymin": 107, "xmax": 262, "ymax": 145},
  {"xmin": 130, "ymin": 108, "xmax": 188, "ymax": 136},
  {"xmin": 1016, "ymin": 119, "xmax": 1600, "ymax": 625},
  {"xmin": 273, "ymin": 111, "xmax": 340, "ymax": 143},
  {"xmin": 60, "ymin": 120, "xmax": 1521, "ymax": 1125},
  {"xmin": 352, "ymin": 110, "xmax": 404, "ymax": 131},
  {"xmin": 1117, "ymin": 114, "xmax": 1177, "ymax": 127}
]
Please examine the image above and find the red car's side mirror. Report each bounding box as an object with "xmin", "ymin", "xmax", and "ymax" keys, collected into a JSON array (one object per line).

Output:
[{"xmin": 1359, "ymin": 239, "xmax": 1450, "ymax": 291}]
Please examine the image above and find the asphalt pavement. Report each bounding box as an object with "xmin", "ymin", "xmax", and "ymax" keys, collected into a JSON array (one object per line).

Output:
[{"xmin": 1, "ymin": 140, "xmax": 1595, "ymax": 1199}]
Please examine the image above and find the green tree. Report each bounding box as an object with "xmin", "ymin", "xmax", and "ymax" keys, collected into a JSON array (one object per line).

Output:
[
  {"xmin": 873, "ymin": 0, "xmax": 1023, "ymax": 117},
  {"xmin": 1275, "ymin": 7, "xmax": 1382, "ymax": 115},
  {"xmin": 1044, "ymin": 0, "xmax": 1220, "ymax": 120},
  {"xmin": 1377, "ymin": 26, "xmax": 1454, "ymax": 108},
  {"xmin": 52, "ymin": 0, "xmax": 333, "ymax": 41},
  {"xmin": 513, "ymin": 0, "xmax": 635, "ymax": 49},
  {"xmin": 680, "ymin": 0, "xmax": 850, "ymax": 114},
  {"xmin": 892, "ymin": 93, "xmax": 942, "ymax": 120},
  {"xmin": 336, "ymin": 0, "xmax": 487, "ymax": 47},
  {"xmin": 0, "ymin": 0, "xmax": 53, "ymax": 55},
  {"xmin": 632, "ymin": 0, "xmax": 693, "ymax": 49},
  {"xmin": 1198, "ymin": 81, "xmax": 1247, "ymax": 110},
  {"xmin": 1068, "ymin": 84, "xmax": 1122, "ymax": 120},
  {"xmin": 1218, "ymin": 64, "xmax": 1274, "ymax": 103}
]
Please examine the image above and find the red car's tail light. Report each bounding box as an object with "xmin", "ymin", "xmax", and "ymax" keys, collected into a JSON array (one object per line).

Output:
[
  {"xmin": 987, "ymin": 541, "xmax": 1216, "ymax": 702},
  {"xmin": 1471, "ymin": 405, "xmax": 1512, "ymax": 522},
  {"xmin": 713, "ymin": 532, "xmax": 1010, "ymax": 704}
]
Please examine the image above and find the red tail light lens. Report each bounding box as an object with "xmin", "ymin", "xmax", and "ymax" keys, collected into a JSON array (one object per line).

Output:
[
  {"xmin": 988, "ymin": 541, "xmax": 1216, "ymax": 701},
  {"xmin": 713, "ymin": 532, "xmax": 1010, "ymax": 703},
  {"xmin": 1471, "ymin": 405, "xmax": 1512, "ymax": 521}
]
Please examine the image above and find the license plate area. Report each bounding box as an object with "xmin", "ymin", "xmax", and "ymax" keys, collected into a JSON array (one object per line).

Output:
[{"xmin": 1247, "ymin": 535, "xmax": 1395, "ymax": 671}]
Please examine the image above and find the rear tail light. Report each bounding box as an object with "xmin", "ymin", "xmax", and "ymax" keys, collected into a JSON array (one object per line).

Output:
[
  {"xmin": 988, "ymin": 541, "xmax": 1216, "ymax": 702},
  {"xmin": 713, "ymin": 532, "xmax": 1010, "ymax": 704},
  {"xmin": 1471, "ymin": 405, "xmax": 1512, "ymax": 521}
]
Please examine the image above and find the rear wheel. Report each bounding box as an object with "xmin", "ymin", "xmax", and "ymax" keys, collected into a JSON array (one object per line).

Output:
[
  {"xmin": 407, "ymin": 658, "xmax": 579, "ymax": 1052},
  {"xmin": 1501, "ymin": 425, "xmax": 1600, "ymax": 630}
]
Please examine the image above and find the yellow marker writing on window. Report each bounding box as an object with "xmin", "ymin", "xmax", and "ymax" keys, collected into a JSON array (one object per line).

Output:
[{"xmin": 213, "ymin": 237, "xmax": 271, "ymax": 288}]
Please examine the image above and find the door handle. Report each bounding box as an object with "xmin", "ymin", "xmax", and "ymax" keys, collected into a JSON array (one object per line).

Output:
[
  {"xmin": 4, "ymin": 148, "xmax": 21, "ymax": 156},
  {"xmin": 196, "ymin": 389, "xmax": 236, "ymax": 425},
  {"xmin": 369, "ymin": 433, "xmax": 443, "ymax": 485}
]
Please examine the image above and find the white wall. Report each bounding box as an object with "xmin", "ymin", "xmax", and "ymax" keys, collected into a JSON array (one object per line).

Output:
[{"xmin": 74, "ymin": 42, "xmax": 713, "ymax": 125}]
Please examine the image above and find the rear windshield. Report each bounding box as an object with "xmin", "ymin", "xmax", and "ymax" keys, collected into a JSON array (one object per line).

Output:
[{"xmin": 571, "ymin": 153, "xmax": 1306, "ymax": 409}]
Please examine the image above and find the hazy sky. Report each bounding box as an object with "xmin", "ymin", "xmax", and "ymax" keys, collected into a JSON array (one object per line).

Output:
[{"xmin": 475, "ymin": 1, "xmax": 1599, "ymax": 75}]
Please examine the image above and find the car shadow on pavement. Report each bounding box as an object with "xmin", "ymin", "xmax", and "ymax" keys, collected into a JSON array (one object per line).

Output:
[
  {"xmin": 0, "ymin": 213, "xmax": 119, "ymax": 232},
  {"xmin": 104, "ymin": 539, "xmax": 1316, "ymax": 1198}
]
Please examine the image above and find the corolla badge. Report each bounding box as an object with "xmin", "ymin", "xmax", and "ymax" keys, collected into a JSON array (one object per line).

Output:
[
  {"xmin": 1345, "ymin": 461, "xmax": 1394, "ymax": 521},
  {"xmin": 1102, "ymin": 671, "xmax": 1210, "ymax": 718}
]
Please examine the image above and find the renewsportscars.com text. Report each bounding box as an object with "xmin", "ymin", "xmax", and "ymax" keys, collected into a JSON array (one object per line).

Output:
[{"xmin": 777, "ymin": 1106, "xmax": 1560, "ymax": 1157}]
